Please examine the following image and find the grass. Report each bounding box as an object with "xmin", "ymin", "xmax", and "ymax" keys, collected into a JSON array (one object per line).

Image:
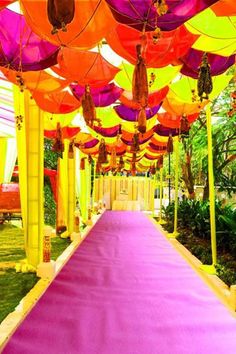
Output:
[{"xmin": 0, "ymin": 222, "xmax": 72, "ymax": 324}]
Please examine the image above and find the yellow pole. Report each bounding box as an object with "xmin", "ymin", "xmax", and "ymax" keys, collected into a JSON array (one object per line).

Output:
[
  {"xmin": 201, "ymin": 105, "xmax": 217, "ymax": 275},
  {"xmin": 158, "ymin": 167, "xmax": 166, "ymax": 225},
  {"xmin": 68, "ymin": 147, "xmax": 75, "ymax": 235},
  {"xmin": 168, "ymin": 138, "xmax": 179, "ymax": 238},
  {"xmin": 14, "ymin": 88, "xmax": 44, "ymax": 270}
]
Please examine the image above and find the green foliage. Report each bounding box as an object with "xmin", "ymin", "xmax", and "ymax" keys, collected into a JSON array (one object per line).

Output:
[
  {"xmin": 0, "ymin": 269, "xmax": 39, "ymax": 323},
  {"xmin": 44, "ymin": 138, "xmax": 57, "ymax": 227},
  {"xmin": 44, "ymin": 178, "xmax": 56, "ymax": 227}
]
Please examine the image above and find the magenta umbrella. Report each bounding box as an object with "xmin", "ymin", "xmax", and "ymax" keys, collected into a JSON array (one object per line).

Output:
[
  {"xmin": 70, "ymin": 83, "xmax": 123, "ymax": 107},
  {"xmin": 114, "ymin": 104, "xmax": 161, "ymax": 122},
  {"xmin": 105, "ymin": 0, "xmax": 218, "ymax": 32},
  {"xmin": 180, "ymin": 49, "xmax": 235, "ymax": 79},
  {"xmin": 0, "ymin": 9, "xmax": 59, "ymax": 71}
]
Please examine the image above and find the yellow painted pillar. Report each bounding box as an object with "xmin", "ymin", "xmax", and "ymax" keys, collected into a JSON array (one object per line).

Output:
[
  {"xmin": 158, "ymin": 167, "xmax": 166, "ymax": 225},
  {"xmin": 201, "ymin": 105, "xmax": 217, "ymax": 275},
  {"xmin": 80, "ymin": 154, "xmax": 88, "ymax": 222},
  {"xmin": 168, "ymin": 138, "xmax": 179, "ymax": 238},
  {"xmin": 0, "ymin": 138, "xmax": 7, "ymax": 183},
  {"xmin": 14, "ymin": 87, "xmax": 44, "ymax": 269},
  {"xmin": 68, "ymin": 146, "xmax": 76, "ymax": 235}
]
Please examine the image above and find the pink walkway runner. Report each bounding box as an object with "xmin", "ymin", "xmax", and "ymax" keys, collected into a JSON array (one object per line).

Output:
[{"xmin": 3, "ymin": 211, "xmax": 236, "ymax": 354}]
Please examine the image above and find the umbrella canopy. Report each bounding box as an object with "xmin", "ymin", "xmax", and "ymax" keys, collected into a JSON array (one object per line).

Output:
[
  {"xmin": 54, "ymin": 48, "xmax": 119, "ymax": 87},
  {"xmin": 0, "ymin": 9, "xmax": 59, "ymax": 71},
  {"xmin": 70, "ymin": 82, "xmax": 123, "ymax": 107},
  {"xmin": 20, "ymin": 0, "xmax": 115, "ymax": 49}
]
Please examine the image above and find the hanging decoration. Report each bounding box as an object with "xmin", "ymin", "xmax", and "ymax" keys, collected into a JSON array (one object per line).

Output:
[
  {"xmin": 154, "ymin": 0, "xmax": 168, "ymax": 16},
  {"xmin": 110, "ymin": 147, "xmax": 117, "ymax": 170},
  {"xmin": 197, "ymin": 53, "xmax": 213, "ymax": 101},
  {"xmin": 82, "ymin": 84, "xmax": 96, "ymax": 127},
  {"xmin": 47, "ymin": 0, "xmax": 75, "ymax": 34},
  {"xmin": 180, "ymin": 114, "xmax": 190, "ymax": 137},
  {"xmin": 52, "ymin": 122, "xmax": 64, "ymax": 156},
  {"xmin": 167, "ymin": 134, "xmax": 173, "ymax": 153},
  {"xmin": 157, "ymin": 155, "xmax": 164, "ymax": 169},
  {"xmin": 132, "ymin": 44, "xmax": 148, "ymax": 107},
  {"xmin": 130, "ymin": 133, "xmax": 140, "ymax": 153},
  {"xmin": 80, "ymin": 157, "xmax": 86, "ymax": 170},
  {"xmin": 118, "ymin": 156, "xmax": 124, "ymax": 172},
  {"xmin": 68, "ymin": 140, "xmax": 74, "ymax": 159},
  {"xmin": 98, "ymin": 138, "xmax": 108, "ymax": 164},
  {"xmin": 138, "ymin": 108, "xmax": 147, "ymax": 134}
]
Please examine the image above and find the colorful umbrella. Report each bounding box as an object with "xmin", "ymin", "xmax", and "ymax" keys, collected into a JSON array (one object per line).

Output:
[
  {"xmin": 0, "ymin": 9, "xmax": 59, "ymax": 71},
  {"xmin": 54, "ymin": 48, "xmax": 119, "ymax": 87},
  {"xmin": 180, "ymin": 49, "xmax": 235, "ymax": 79},
  {"xmin": 114, "ymin": 104, "xmax": 161, "ymax": 122},
  {"xmin": 120, "ymin": 86, "xmax": 169, "ymax": 109},
  {"xmin": 106, "ymin": 24, "xmax": 198, "ymax": 68},
  {"xmin": 70, "ymin": 82, "xmax": 123, "ymax": 107},
  {"xmin": 32, "ymin": 89, "xmax": 81, "ymax": 114},
  {"xmin": 20, "ymin": 0, "xmax": 115, "ymax": 49},
  {"xmin": 105, "ymin": 0, "xmax": 218, "ymax": 32}
]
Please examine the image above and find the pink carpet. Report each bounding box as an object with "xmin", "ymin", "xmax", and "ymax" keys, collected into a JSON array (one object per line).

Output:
[{"xmin": 3, "ymin": 211, "xmax": 236, "ymax": 354}]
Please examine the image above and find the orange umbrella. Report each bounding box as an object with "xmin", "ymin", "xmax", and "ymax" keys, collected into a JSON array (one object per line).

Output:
[
  {"xmin": 120, "ymin": 86, "xmax": 169, "ymax": 109},
  {"xmin": 1, "ymin": 67, "xmax": 69, "ymax": 93},
  {"xmin": 20, "ymin": 0, "xmax": 115, "ymax": 49},
  {"xmin": 54, "ymin": 48, "xmax": 120, "ymax": 87},
  {"xmin": 162, "ymin": 95, "xmax": 207, "ymax": 116},
  {"xmin": 32, "ymin": 89, "xmax": 81, "ymax": 114},
  {"xmin": 211, "ymin": 0, "xmax": 236, "ymax": 16},
  {"xmin": 106, "ymin": 24, "xmax": 198, "ymax": 68},
  {"xmin": 0, "ymin": 1, "xmax": 16, "ymax": 9},
  {"xmin": 157, "ymin": 112, "xmax": 199, "ymax": 129}
]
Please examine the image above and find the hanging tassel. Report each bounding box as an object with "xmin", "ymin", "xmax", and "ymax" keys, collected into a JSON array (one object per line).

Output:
[
  {"xmin": 138, "ymin": 108, "xmax": 147, "ymax": 134},
  {"xmin": 110, "ymin": 147, "xmax": 117, "ymax": 169},
  {"xmin": 68, "ymin": 141, "xmax": 74, "ymax": 159},
  {"xmin": 52, "ymin": 122, "xmax": 64, "ymax": 156},
  {"xmin": 167, "ymin": 134, "xmax": 173, "ymax": 153},
  {"xmin": 157, "ymin": 155, "xmax": 164, "ymax": 169},
  {"xmin": 154, "ymin": 0, "xmax": 168, "ymax": 16},
  {"xmin": 88, "ymin": 154, "xmax": 93, "ymax": 164},
  {"xmin": 118, "ymin": 156, "xmax": 124, "ymax": 172},
  {"xmin": 82, "ymin": 84, "xmax": 96, "ymax": 127},
  {"xmin": 131, "ymin": 161, "xmax": 136, "ymax": 176},
  {"xmin": 150, "ymin": 164, "xmax": 156, "ymax": 175},
  {"xmin": 80, "ymin": 157, "xmax": 85, "ymax": 170},
  {"xmin": 132, "ymin": 44, "xmax": 148, "ymax": 107},
  {"xmin": 96, "ymin": 161, "xmax": 101, "ymax": 174},
  {"xmin": 98, "ymin": 138, "xmax": 108, "ymax": 164},
  {"xmin": 47, "ymin": 0, "xmax": 75, "ymax": 34},
  {"xmin": 180, "ymin": 114, "xmax": 190, "ymax": 137},
  {"xmin": 131, "ymin": 133, "xmax": 140, "ymax": 152},
  {"xmin": 197, "ymin": 52, "xmax": 213, "ymax": 101}
]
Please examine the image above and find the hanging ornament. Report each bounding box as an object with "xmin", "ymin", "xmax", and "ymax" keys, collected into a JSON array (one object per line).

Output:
[
  {"xmin": 16, "ymin": 74, "xmax": 25, "ymax": 92},
  {"xmin": 52, "ymin": 122, "xmax": 64, "ymax": 156},
  {"xmin": 197, "ymin": 52, "xmax": 213, "ymax": 102},
  {"xmin": 131, "ymin": 160, "xmax": 136, "ymax": 176},
  {"xmin": 118, "ymin": 156, "xmax": 124, "ymax": 172},
  {"xmin": 150, "ymin": 164, "xmax": 156, "ymax": 175},
  {"xmin": 88, "ymin": 154, "xmax": 93, "ymax": 164},
  {"xmin": 68, "ymin": 140, "xmax": 74, "ymax": 159},
  {"xmin": 96, "ymin": 161, "xmax": 101, "ymax": 174},
  {"xmin": 154, "ymin": 0, "xmax": 168, "ymax": 16},
  {"xmin": 180, "ymin": 114, "xmax": 190, "ymax": 137},
  {"xmin": 132, "ymin": 44, "xmax": 148, "ymax": 107},
  {"xmin": 191, "ymin": 89, "xmax": 198, "ymax": 103},
  {"xmin": 131, "ymin": 133, "xmax": 140, "ymax": 152},
  {"xmin": 157, "ymin": 155, "xmax": 163, "ymax": 169},
  {"xmin": 110, "ymin": 147, "xmax": 117, "ymax": 169},
  {"xmin": 167, "ymin": 133, "xmax": 173, "ymax": 153},
  {"xmin": 149, "ymin": 72, "xmax": 156, "ymax": 88},
  {"xmin": 98, "ymin": 138, "xmax": 108, "ymax": 164},
  {"xmin": 82, "ymin": 84, "xmax": 96, "ymax": 127},
  {"xmin": 47, "ymin": 0, "xmax": 75, "ymax": 34},
  {"xmin": 80, "ymin": 157, "xmax": 85, "ymax": 170},
  {"xmin": 152, "ymin": 27, "xmax": 161, "ymax": 44},
  {"xmin": 138, "ymin": 107, "xmax": 147, "ymax": 134}
]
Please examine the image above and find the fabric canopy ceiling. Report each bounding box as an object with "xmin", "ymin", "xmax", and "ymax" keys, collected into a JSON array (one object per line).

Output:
[{"xmin": 0, "ymin": 0, "xmax": 234, "ymax": 171}]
